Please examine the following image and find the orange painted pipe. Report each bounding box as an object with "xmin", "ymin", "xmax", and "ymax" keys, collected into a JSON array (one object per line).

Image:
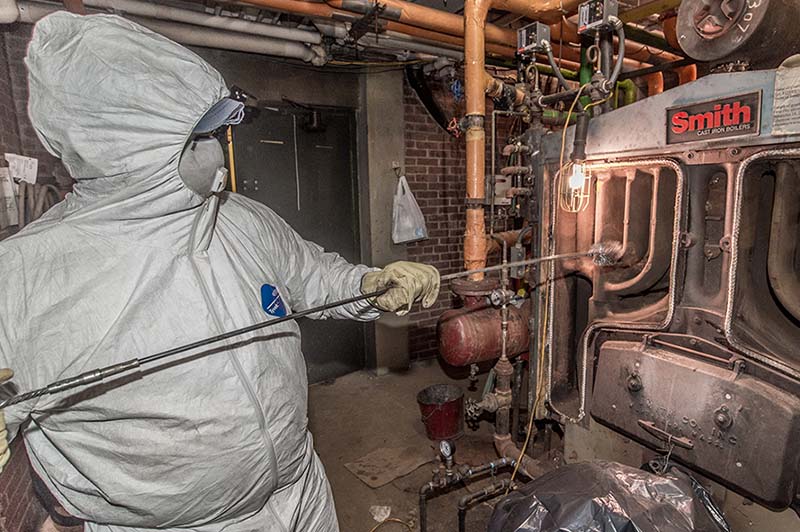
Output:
[
  {"xmin": 327, "ymin": 0, "xmax": 514, "ymax": 46},
  {"xmin": 463, "ymin": 0, "xmax": 491, "ymax": 278},
  {"xmin": 493, "ymin": 0, "xmax": 582, "ymax": 25},
  {"xmin": 243, "ymin": 0, "xmax": 340, "ymax": 18},
  {"xmin": 484, "ymin": 71, "xmax": 525, "ymax": 105},
  {"xmin": 646, "ymin": 72, "xmax": 664, "ymax": 96},
  {"xmin": 676, "ymin": 64, "xmax": 697, "ymax": 85},
  {"xmin": 386, "ymin": 22, "xmax": 515, "ymax": 57}
]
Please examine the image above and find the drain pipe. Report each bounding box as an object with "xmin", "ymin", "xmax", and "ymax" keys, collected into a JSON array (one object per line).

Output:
[
  {"xmin": 17, "ymin": 2, "xmax": 327, "ymax": 65},
  {"xmin": 0, "ymin": 0, "xmax": 18, "ymax": 23},
  {"xmin": 83, "ymin": 0, "xmax": 322, "ymax": 44}
]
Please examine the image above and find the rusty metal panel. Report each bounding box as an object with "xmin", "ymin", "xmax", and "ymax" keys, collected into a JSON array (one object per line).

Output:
[{"xmin": 591, "ymin": 338, "xmax": 800, "ymax": 510}]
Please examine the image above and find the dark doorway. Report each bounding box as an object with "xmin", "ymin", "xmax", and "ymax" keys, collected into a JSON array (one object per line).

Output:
[{"xmin": 231, "ymin": 103, "xmax": 365, "ymax": 383}]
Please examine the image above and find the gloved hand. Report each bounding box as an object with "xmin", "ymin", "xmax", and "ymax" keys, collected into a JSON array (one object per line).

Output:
[
  {"xmin": 362, "ymin": 261, "xmax": 440, "ymax": 316},
  {"xmin": 0, "ymin": 368, "xmax": 13, "ymax": 474}
]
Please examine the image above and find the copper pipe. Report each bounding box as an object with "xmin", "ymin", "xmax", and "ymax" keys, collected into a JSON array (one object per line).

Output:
[
  {"xmin": 551, "ymin": 18, "xmax": 680, "ymax": 64},
  {"xmin": 241, "ymin": 0, "xmax": 664, "ymax": 67},
  {"xmin": 486, "ymin": 229, "xmax": 531, "ymax": 255},
  {"xmin": 676, "ymin": 64, "xmax": 697, "ymax": 84},
  {"xmin": 386, "ymin": 22, "xmax": 515, "ymax": 57},
  {"xmin": 646, "ymin": 72, "xmax": 664, "ymax": 96},
  {"xmin": 492, "ymin": 0, "xmax": 582, "ymax": 25},
  {"xmin": 326, "ymin": 0, "xmax": 514, "ymax": 46},
  {"xmin": 484, "ymin": 71, "xmax": 525, "ymax": 105},
  {"xmin": 463, "ymin": 0, "xmax": 491, "ymax": 278},
  {"xmin": 244, "ymin": 0, "xmax": 341, "ymax": 18}
]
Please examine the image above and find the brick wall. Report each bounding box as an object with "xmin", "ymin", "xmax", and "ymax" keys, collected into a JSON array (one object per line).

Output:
[
  {"xmin": 0, "ymin": 439, "xmax": 48, "ymax": 532},
  {"xmin": 403, "ymin": 80, "xmax": 467, "ymax": 360},
  {"xmin": 0, "ymin": 23, "xmax": 69, "ymax": 185}
]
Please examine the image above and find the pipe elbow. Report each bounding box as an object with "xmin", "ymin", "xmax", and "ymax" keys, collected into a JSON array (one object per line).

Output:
[{"xmin": 493, "ymin": 434, "xmax": 545, "ymax": 479}]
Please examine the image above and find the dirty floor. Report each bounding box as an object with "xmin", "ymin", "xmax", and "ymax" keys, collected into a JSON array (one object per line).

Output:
[{"xmin": 308, "ymin": 360, "xmax": 509, "ymax": 532}]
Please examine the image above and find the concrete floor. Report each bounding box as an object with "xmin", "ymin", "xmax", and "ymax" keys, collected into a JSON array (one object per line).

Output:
[
  {"xmin": 308, "ymin": 360, "xmax": 509, "ymax": 532},
  {"xmin": 309, "ymin": 361, "xmax": 800, "ymax": 532}
]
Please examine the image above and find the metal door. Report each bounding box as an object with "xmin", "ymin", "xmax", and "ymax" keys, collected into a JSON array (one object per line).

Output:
[{"xmin": 231, "ymin": 104, "xmax": 365, "ymax": 383}]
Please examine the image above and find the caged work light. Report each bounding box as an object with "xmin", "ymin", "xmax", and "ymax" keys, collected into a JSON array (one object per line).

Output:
[{"xmin": 558, "ymin": 160, "xmax": 592, "ymax": 213}]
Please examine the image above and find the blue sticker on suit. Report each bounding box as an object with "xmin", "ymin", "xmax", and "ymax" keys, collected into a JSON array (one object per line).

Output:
[{"xmin": 261, "ymin": 284, "xmax": 287, "ymax": 317}]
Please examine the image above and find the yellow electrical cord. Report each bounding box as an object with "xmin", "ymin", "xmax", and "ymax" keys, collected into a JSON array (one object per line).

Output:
[
  {"xmin": 584, "ymin": 92, "xmax": 614, "ymax": 114},
  {"xmin": 226, "ymin": 126, "xmax": 237, "ymax": 193},
  {"xmin": 506, "ymin": 85, "xmax": 614, "ymax": 494},
  {"xmin": 368, "ymin": 518, "xmax": 414, "ymax": 532},
  {"xmin": 506, "ymin": 277, "xmax": 549, "ymax": 494}
]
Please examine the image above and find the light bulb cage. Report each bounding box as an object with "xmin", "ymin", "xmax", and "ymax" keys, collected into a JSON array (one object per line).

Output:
[{"xmin": 558, "ymin": 161, "xmax": 592, "ymax": 213}]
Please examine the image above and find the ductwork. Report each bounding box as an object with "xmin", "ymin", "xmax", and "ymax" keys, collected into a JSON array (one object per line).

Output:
[
  {"xmin": 0, "ymin": 0, "xmax": 18, "ymax": 23},
  {"xmin": 17, "ymin": 1, "xmax": 328, "ymax": 65}
]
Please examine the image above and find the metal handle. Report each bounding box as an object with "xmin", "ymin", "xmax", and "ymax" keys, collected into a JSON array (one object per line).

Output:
[{"xmin": 638, "ymin": 419, "xmax": 694, "ymax": 450}]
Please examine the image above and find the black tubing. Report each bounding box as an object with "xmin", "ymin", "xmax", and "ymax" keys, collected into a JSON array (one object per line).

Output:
[{"xmin": 607, "ymin": 21, "xmax": 626, "ymax": 88}]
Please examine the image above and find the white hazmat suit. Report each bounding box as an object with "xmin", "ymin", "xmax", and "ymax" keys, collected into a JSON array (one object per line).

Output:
[{"xmin": 0, "ymin": 11, "xmax": 391, "ymax": 532}]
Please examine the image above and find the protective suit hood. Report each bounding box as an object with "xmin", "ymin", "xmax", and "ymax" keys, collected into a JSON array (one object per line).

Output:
[{"xmin": 25, "ymin": 11, "xmax": 229, "ymax": 250}]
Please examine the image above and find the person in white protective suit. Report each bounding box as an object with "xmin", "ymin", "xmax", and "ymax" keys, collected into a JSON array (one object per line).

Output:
[{"xmin": 0, "ymin": 12, "xmax": 439, "ymax": 532}]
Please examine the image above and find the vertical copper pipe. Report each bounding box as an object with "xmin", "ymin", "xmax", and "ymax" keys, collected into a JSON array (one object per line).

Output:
[
  {"xmin": 676, "ymin": 64, "xmax": 697, "ymax": 85},
  {"xmin": 646, "ymin": 72, "xmax": 664, "ymax": 96},
  {"xmin": 463, "ymin": 0, "xmax": 491, "ymax": 277}
]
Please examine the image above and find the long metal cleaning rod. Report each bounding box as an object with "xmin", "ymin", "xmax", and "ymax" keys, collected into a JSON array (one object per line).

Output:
[
  {"xmin": 440, "ymin": 251, "xmax": 589, "ymax": 281},
  {"xmin": 0, "ymin": 288, "xmax": 389, "ymax": 409}
]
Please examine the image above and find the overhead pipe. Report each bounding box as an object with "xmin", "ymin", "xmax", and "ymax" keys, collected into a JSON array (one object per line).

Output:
[
  {"xmin": 241, "ymin": 0, "xmax": 664, "ymax": 69},
  {"xmin": 245, "ymin": 0, "xmax": 516, "ymax": 57},
  {"xmin": 362, "ymin": 32, "xmax": 465, "ymax": 60},
  {"xmin": 0, "ymin": 0, "xmax": 18, "ymax": 23},
  {"xmin": 83, "ymin": 0, "xmax": 323, "ymax": 44},
  {"xmin": 18, "ymin": 1, "xmax": 327, "ymax": 65},
  {"xmin": 325, "ymin": 0, "xmax": 516, "ymax": 46}
]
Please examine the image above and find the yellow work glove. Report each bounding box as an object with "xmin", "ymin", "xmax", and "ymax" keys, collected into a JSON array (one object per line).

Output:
[
  {"xmin": 0, "ymin": 368, "xmax": 12, "ymax": 474},
  {"xmin": 362, "ymin": 261, "xmax": 440, "ymax": 316}
]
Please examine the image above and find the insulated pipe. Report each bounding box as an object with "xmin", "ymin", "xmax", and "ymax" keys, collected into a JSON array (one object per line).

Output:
[
  {"xmin": 83, "ymin": 0, "xmax": 323, "ymax": 44},
  {"xmin": 646, "ymin": 72, "xmax": 664, "ymax": 95},
  {"xmin": 676, "ymin": 64, "xmax": 697, "ymax": 84},
  {"xmin": 484, "ymin": 71, "xmax": 525, "ymax": 106},
  {"xmin": 463, "ymin": 0, "xmax": 491, "ymax": 277},
  {"xmin": 0, "ymin": 0, "xmax": 18, "ymax": 23},
  {"xmin": 134, "ymin": 17, "xmax": 328, "ymax": 65},
  {"xmin": 17, "ymin": 2, "xmax": 327, "ymax": 65},
  {"xmin": 491, "ymin": 0, "xmax": 581, "ymax": 25},
  {"xmin": 326, "ymin": 0, "xmax": 515, "ymax": 46},
  {"xmin": 246, "ymin": 0, "xmax": 517, "ymax": 56},
  {"xmin": 362, "ymin": 33, "xmax": 464, "ymax": 60}
]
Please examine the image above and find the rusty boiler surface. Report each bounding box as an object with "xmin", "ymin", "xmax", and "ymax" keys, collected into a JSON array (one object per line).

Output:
[
  {"xmin": 437, "ymin": 303, "xmax": 530, "ymax": 367},
  {"xmin": 591, "ymin": 336, "xmax": 800, "ymax": 510}
]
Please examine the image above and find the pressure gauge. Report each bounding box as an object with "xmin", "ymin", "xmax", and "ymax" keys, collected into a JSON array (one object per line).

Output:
[{"xmin": 439, "ymin": 440, "xmax": 455, "ymax": 460}]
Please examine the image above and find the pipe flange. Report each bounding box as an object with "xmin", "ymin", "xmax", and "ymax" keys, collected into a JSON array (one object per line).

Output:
[{"xmin": 451, "ymin": 277, "xmax": 498, "ymax": 298}]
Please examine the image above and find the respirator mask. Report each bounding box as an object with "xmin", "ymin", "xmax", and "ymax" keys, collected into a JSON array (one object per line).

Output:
[
  {"xmin": 180, "ymin": 93, "xmax": 246, "ymax": 197},
  {"xmin": 179, "ymin": 136, "xmax": 228, "ymax": 197}
]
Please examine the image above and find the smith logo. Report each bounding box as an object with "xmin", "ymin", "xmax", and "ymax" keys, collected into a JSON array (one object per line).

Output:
[{"xmin": 667, "ymin": 92, "xmax": 761, "ymax": 144}]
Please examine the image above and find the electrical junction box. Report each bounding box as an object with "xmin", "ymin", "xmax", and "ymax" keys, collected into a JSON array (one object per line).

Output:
[
  {"xmin": 517, "ymin": 22, "xmax": 550, "ymax": 55},
  {"xmin": 578, "ymin": 0, "xmax": 619, "ymax": 34}
]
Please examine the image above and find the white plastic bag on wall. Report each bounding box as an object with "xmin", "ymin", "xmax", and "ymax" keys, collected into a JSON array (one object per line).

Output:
[{"xmin": 392, "ymin": 175, "xmax": 428, "ymax": 244}]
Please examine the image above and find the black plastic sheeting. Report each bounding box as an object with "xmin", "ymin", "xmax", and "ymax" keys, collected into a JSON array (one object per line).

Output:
[{"xmin": 488, "ymin": 461, "xmax": 731, "ymax": 532}]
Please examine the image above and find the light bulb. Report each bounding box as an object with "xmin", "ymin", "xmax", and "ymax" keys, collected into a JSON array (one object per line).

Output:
[{"xmin": 569, "ymin": 163, "xmax": 587, "ymax": 190}]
